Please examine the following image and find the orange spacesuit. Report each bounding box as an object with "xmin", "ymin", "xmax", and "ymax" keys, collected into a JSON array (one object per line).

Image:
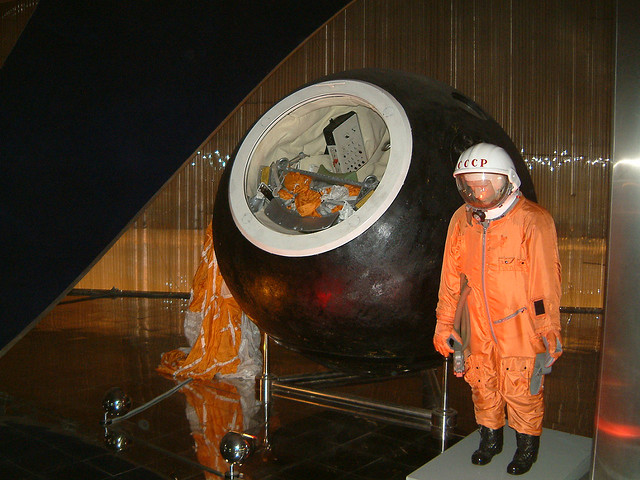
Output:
[{"xmin": 433, "ymin": 143, "xmax": 562, "ymax": 475}]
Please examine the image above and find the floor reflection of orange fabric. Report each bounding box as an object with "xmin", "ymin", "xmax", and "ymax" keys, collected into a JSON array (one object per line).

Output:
[
  {"xmin": 182, "ymin": 381, "xmax": 244, "ymax": 477},
  {"xmin": 158, "ymin": 222, "xmax": 242, "ymax": 379}
]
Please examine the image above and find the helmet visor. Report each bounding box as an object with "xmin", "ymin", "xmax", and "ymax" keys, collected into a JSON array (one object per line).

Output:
[{"xmin": 455, "ymin": 172, "xmax": 510, "ymax": 209}]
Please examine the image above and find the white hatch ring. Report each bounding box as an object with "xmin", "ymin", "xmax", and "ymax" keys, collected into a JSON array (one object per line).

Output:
[{"xmin": 228, "ymin": 79, "xmax": 412, "ymax": 257}]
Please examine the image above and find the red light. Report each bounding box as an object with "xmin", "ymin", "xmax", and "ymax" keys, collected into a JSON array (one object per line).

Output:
[
  {"xmin": 597, "ymin": 416, "xmax": 640, "ymax": 439},
  {"xmin": 316, "ymin": 290, "xmax": 332, "ymax": 308}
]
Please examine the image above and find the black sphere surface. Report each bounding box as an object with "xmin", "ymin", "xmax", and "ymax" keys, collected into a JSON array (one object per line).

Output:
[{"xmin": 212, "ymin": 69, "xmax": 534, "ymax": 374}]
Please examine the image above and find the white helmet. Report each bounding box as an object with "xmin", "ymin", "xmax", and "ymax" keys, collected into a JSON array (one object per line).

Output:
[{"xmin": 453, "ymin": 143, "xmax": 521, "ymax": 210}]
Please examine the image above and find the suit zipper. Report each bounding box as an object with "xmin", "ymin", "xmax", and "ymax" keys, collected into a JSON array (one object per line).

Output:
[
  {"xmin": 493, "ymin": 307, "xmax": 527, "ymax": 324},
  {"xmin": 481, "ymin": 222, "xmax": 499, "ymax": 344}
]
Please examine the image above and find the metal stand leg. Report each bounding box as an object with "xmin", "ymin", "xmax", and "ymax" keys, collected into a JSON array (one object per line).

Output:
[
  {"xmin": 259, "ymin": 332, "xmax": 451, "ymax": 434},
  {"xmin": 430, "ymin": 356, "xmax": 457, "ymax": 451},
  {"xmin": 260, "ymin": 332, "xmax": 273, "ymax": 451},
  {"xmin": 260, "ymin": 332, "xmax": 272, "ymax": 405}
]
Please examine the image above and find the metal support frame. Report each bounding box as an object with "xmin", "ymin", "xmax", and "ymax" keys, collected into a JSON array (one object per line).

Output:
[
  {"xmin": 259, "ymin": 333, "xmax": 457, "ymax": 443},
  {"xmin": 591, "ymin": 1, "xmax": 640, "ymax": 477}
]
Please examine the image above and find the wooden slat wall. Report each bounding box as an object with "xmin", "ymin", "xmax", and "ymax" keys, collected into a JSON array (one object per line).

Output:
[{"xmin": 0, "ymin": 0, "xmax": 38, "ymax": 68}]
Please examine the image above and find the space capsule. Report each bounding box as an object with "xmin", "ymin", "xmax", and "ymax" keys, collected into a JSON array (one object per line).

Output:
[{"xmin": 212, "ymin": 69, "xmax": 534, "ymax": 374}]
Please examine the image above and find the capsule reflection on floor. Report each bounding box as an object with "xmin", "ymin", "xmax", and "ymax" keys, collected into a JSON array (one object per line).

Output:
[{"xmin": 0, "ymin": 295, "xmax": 598, "ymax": 479}]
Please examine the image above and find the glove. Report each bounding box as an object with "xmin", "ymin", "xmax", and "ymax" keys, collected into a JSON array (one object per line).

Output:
[
  {"xmin": 541, "ymin": 329, "xmax": 563, "ymax": 364},
  {"xmin": 433, "ymin": 322, "xmax": 463, "ymax": 358},
  {"xmin": 531, "ymin": 329, "xmax": 563, "ymax": 395}
]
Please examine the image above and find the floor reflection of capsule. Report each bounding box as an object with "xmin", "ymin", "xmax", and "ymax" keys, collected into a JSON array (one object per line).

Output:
[{"xmin": 0, "ymin": 295, "xmax": 600, "ymax": 480}]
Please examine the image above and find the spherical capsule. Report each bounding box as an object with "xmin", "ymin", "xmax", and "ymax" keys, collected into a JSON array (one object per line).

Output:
[{"xmin": 213, "ymin": 69, "xmax": 534, "ymax": 374}]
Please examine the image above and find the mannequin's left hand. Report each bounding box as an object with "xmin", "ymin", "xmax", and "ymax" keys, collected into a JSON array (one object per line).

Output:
[{"xmin": 542, "ymin": 329, "xmax": 563, "ymax": 362}]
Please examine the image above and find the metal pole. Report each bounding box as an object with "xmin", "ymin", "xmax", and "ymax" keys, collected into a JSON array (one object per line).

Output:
[
  {"xmin": 442, "ymin": 356, "xmax": 450, "ymax": 413},
  {"xmin": 260, "ymin": 332, "xmax": 271, "ymax": 405},
  {"xmin": 260, "ymin": 332, "xmax": 273, "ymax": 451},
  {"xmin": 430, "ymin": 356, "xmax": 457, "ymax": 450},
  {"xmin": 440, "ymin": 357, "xmax": 451, "ymax": 452}
]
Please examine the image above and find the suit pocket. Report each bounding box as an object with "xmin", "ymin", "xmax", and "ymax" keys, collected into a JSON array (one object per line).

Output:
[
  {"xmin": 464, "ymin": 354, "xmax": 498, "ymax": 392},
  {"xmin": 498, "ymin": 256, "xmax": 527, "ymax": 271},
  {"xmin": 463, "ymin": 354, "xmax": 483, "ymax": 387},
  {"xmin": 500, "ymin": 357, "xmax": 535, "ymax": 397}
]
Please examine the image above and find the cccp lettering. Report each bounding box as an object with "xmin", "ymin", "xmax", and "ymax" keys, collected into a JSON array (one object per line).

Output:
[{"xmin": 456, "ymin": 158, "xmax": 488, "ymax": 169}]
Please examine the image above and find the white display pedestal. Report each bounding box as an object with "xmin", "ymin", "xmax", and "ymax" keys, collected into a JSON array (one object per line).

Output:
[{"xmin": 408, "ymin": 427, "xmax": 592, "ymax": 480}]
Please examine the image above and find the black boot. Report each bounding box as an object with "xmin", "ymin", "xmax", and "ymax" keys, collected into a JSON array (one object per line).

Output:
[
  {"xmin": 507, "ymin": 432, "xmax": 540, "ymax": 475},
  {"xmin": 471, "ymin": 425, "xmax": 503, "ymax": 465}
]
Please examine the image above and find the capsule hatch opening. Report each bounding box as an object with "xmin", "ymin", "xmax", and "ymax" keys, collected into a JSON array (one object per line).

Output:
[
  {"xmin": 228, "ymin": 80, "xmax": 412, "ymax": 257},
  {"xmin": 245, "ymin": 99, "xmax": 391, "ymax": 234}
]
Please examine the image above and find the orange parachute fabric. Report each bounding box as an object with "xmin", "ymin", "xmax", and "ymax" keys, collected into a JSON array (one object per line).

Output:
[
  {"xmin": 346, "ymin": 184, "xmax": 361, "ymax": 196},
  {"xmin": 280, "ymin": 171, "xmax": 320, "ymax": 216},
  {"xmin": 158, "ymin": 222, "xmax": 243, "ymax": 379},
  {"xmin": 295, "ymin": 188, "xmax": 322, "ymax": 217},
  {"xmin": 278, "ymin": 171, "xmax": 361, "ymax": 217},
  {"xmin": 277, "ymin": 189, "xmax": 294, "ymax": 201},
  {"xmin": 282, "ymin": 171, "xmax": 311, "ymax": 193}
]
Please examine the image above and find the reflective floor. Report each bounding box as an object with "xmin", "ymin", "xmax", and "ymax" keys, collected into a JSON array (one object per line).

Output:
[{"xmin": 0, "ymin": 296, "xmax": 599, "ymax": 479}]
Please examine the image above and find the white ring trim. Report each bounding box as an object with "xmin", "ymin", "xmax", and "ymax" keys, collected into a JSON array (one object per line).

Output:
[{"xmin": 228, "ymin": 79, "xmax": 412, "ymax": 257}]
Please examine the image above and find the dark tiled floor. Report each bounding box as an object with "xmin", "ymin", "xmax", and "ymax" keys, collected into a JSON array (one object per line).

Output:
[
  {"xmin": 0, "ymin": 296, "xmax": 598, "ymax": 479},
  {"xmin": 0, "ymin": 406, "xmax": 168, "ymax": 479}
]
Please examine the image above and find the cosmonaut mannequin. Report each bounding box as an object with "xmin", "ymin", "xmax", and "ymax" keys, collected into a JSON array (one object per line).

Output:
[{"xmin": 433, "ymin": 143, "xmax": 562, "ymax": 475}]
